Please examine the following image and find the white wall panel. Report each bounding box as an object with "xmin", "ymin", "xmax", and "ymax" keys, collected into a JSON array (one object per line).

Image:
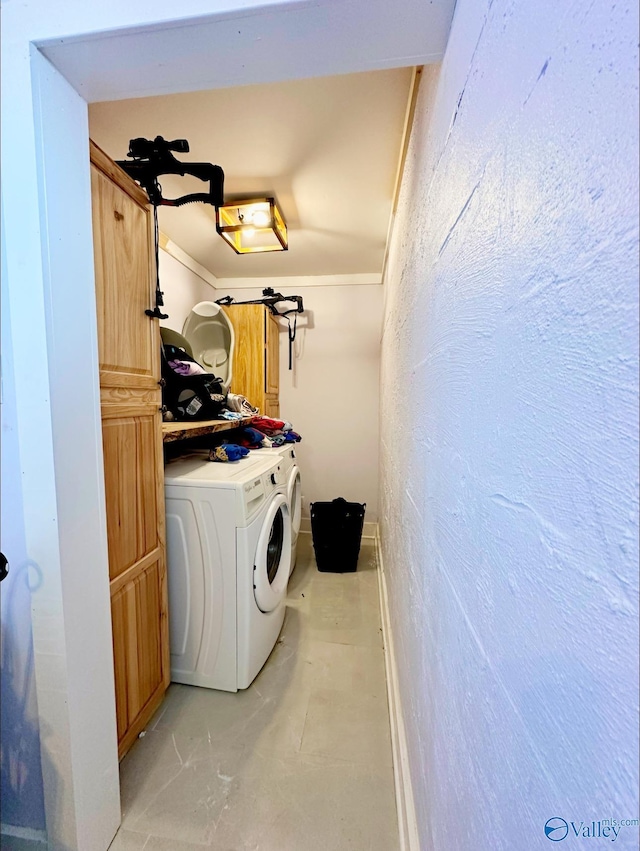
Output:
[
  {"xmin": 381, "ymin": 1, "xmax": 639, "ymax": 848},
  {"xmin": 158, "ymin": 248, "xmax": 217, "ymax": 333}
]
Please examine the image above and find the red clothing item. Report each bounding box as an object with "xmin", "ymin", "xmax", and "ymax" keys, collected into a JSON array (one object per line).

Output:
[{"xmin": 251, "ymin": 416, "xmax": 286, "ymax": 434}]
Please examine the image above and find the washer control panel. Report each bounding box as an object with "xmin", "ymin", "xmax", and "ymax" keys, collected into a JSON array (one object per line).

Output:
[{"xmin": 267, "ymin": 464, "xmax": 285, "ymax": 488}]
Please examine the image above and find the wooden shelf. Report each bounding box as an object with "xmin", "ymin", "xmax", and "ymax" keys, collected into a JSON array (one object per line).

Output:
[{"xmin": 161, "ymin": 416, "xmax": 256, "ymax": 443}]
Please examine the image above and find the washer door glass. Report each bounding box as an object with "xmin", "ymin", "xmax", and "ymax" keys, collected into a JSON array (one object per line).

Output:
[
  {"xmin": 266, "ymin": 507, "xmax": 284, "ymax": 584},
  {"xmin": 288, "ymin": 467, "xmax": 302, "ymax": 537},
  {"xmin": 254, "ymin": 493, "xmax": 292, "ymax": 613}
]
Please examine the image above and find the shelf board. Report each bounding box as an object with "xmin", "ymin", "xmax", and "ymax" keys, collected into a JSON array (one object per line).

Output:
[{"xmin": 162, "ymin": 416, "xmax": 256, "ymax": 443}]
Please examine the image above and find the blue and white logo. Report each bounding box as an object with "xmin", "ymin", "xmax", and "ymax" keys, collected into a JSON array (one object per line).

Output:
[{"xmin": 545, "ymin": 818, "xmax": 569, "ymax": 841}]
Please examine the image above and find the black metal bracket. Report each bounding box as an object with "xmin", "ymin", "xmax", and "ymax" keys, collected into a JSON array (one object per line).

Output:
[
  {"xmin": 215, "ymin": 288, "xmax": 304, "ymax": 317},
  {"xmin": 116, "ymin": 137, "xmax": 226, "ymax": 325},
  {"xmin": 216, "ymin": 289, "xmax": 304, "ymax": 370},
  {"xmin": 116, "ymin": 136, "xmax": 224, "ymax": 209}
]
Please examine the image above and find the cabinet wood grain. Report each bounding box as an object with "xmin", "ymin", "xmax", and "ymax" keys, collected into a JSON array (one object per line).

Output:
[
  {"xmin": 90, "ymin": 140, "xmax": 169, "ymax": 760},
  {"xmin": 222, "ymin": 303, "xmax": 280, "ymax": 415}
]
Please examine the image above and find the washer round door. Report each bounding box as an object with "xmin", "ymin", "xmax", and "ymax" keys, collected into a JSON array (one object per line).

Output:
[
  {"xmin": 254, "ymin": 493, "xmax": 292, "ymax": 613},
  {"xmin": 288, "ymin": 466, "xmax": 302, "ymax": 538}
]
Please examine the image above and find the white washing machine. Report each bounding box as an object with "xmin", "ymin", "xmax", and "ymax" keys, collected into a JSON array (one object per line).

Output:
[
  {"xmin": 258, "ymin": 445, "xmax": 302, "ymax": 573},
  {"xmin": 164, "ymin": 452, "xmax": 292, "ymax": 692}
]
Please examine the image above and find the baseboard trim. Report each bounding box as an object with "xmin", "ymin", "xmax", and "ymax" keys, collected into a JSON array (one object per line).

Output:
[
  {"xmin": 376, "ymin": 530, "xmax": 421, "ymax": 851},
  {"xmin": 0, "ymin": 824, "xmax": 47, "ymax": 846}
]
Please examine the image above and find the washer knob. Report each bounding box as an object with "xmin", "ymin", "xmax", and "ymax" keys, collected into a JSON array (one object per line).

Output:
[{"xmin": 270, "ymin": 473, "xmax": 276, "ymax": 485}]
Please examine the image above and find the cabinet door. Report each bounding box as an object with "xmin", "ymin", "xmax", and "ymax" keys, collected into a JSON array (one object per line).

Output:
[
  {"xmin": 223, "ymin": 303, "xmax": 266, "ymax": 407},
  {"xmin": 263, "ymin": 395, "xmax": 280, "ymax": 418},
  {"xmin": 265, "ymin": 312, "xmax": 279, "ymax": 396},
  {"xmin": 91, "ymin": 142, "xmax": 169, "ymax": 760}
]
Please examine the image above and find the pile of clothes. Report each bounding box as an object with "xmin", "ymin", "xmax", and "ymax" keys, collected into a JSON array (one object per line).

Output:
[
  {"xmin": 208, "ymin": 417, "xmax": 302, "ymax": 462},
  {"xmin": 161, "ymin": 350, "xmax": 303, "ymax": 460},
  {"xmin": 208, "ymin": 444, "xmax": 250, "ymax": 462},
  {"xmin": 236, "ymin": 418, "xmax": 302, "ymax": 448},
  {"xmin": 219, "ymin": 393, "xmax": 260, "ymax": 420}
]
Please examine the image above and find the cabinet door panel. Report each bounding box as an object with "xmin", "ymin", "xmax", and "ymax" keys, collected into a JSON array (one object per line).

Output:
[
  {"xmin": 265, "ymin": 313, "xmax": 279, "ymax": 395},
  {"xmin": 111, "ymin": 555, "xmax": 167, "ymax": 751},
  {"xmin": 264, "ymin": 395, "xmax": 280, "ymax": 418},
  {"xmin": 91, "ymin": 141, "xmax": 168, "ymax": 760},
  {"xmin": 91, "ymin": 166, "xmax": 157, "ymax": 378},
  {"xmin": 223, "ymin": 304, "xmax": 266, "ymax": 407},
  {"xmin": 101, "ymin": 415, "xmax": 160, "ymax": 581}
]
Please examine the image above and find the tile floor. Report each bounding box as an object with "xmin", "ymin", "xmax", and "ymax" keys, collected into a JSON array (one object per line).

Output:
[{"xmin": 109, "ymin": 535, "xmax": 399, "ymax": 851}]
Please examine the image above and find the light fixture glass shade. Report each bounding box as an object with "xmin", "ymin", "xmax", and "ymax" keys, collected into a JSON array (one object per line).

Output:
[{"xmin": 216, "ymin": 197, "xmax": 288, "ymax": 254}]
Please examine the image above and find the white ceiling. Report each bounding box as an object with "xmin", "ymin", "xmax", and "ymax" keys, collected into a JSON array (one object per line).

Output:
[{"xmin": 89, "ymin": 68, "xmax": 415, "ymax": 280}]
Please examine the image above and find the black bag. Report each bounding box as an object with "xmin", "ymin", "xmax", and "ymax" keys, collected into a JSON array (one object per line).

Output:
[{"xmin": 161, "ymin": 343, "xmax": 227, "ymax": 421}]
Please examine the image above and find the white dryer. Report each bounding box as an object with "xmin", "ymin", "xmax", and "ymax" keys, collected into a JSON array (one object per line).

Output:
[
  {"xmin": 164, "ymin": 452, "xmax": 291, "ymax": 692},
  {"xmin": 259, "ymin": 445, "xmax": 302, "ymax": 573}
]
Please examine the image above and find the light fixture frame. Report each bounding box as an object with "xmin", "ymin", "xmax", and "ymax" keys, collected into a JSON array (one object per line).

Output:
[{"xmin": 216, "ymin": 196, "xmax": 288, "ymax": 254}]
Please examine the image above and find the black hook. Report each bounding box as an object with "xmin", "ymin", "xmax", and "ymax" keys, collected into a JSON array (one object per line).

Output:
[{"xmin": 146, "ymin": 306, "xmax": 169, "ymax": 319}]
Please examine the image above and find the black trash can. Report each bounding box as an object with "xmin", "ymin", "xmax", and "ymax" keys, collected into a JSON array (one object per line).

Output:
[{"xmin": 310, "ymin": 497, "xmax": 366, "ymax": 573}]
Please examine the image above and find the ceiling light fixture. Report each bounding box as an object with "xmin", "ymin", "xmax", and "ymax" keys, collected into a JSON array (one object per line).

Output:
[{"xmin": 216, "ymin": 197, "xmax": 288, "ymax": 254}]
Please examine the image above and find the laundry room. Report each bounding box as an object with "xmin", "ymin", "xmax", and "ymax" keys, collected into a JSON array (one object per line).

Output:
[
  {"xmin": 88, "ymin": 71, "xmax": 401, "ymax": 518},
  {"xmin": 3, "ymin": 2, "xmax": 638, "ymax": 850},
  {"xmin": 81, "ymin": 68, "xmax": 410, "ymax": 849}
]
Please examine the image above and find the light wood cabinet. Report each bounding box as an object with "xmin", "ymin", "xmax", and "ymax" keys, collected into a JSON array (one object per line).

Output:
[
  {"xmin": 90, "ymin": 141, "xmax": 169, "ymax": 759},
  {"xmin": 222, "ymin": 304, "xmax": 280, "ymax": 417}
]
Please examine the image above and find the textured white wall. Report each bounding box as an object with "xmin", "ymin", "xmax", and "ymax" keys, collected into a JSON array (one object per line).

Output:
[
  {"xmin": 216, "ymin": 285, "xmax": 383, "ymax": 520},
  {"xmin": 380, "ymin": 1, "xmax": 639, "ymax": 850},
  {"xmin": 158, "ymin": 248, "xmax": 218, "ymax": 334}
]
